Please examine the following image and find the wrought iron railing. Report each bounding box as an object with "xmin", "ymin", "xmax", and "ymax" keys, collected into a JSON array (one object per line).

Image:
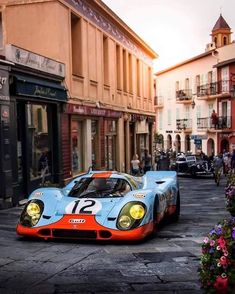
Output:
[
  {"xmin": 176, "ymin": 89, "xmax": 192, "ymax": 101},
  {"xmin": 176, "ymin": 118, "xmax": 192, "ymax": 130},
  {"xmin": 197, "ymin": 116, "xmax": 232, "ymax": 129},
  {"xmin": 197, "ymin": 80, "xmax": 235, "ymax": 97}
]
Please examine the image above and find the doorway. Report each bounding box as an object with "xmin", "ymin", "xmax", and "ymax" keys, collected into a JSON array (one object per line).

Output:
[{"xmin": 16, "ymin": 101, "xmax": 54, "ymax": 197}]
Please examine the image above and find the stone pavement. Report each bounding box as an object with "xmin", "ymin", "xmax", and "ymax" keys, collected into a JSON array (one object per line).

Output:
[{"xmin": 0, "ymin": 175, "xmax": 230, "ymax": 293}]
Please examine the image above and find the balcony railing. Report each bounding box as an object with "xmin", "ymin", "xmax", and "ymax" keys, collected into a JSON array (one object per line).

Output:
[
  {"xmin": 197, "ymin": 116, "xmax": 232, "ymax": 129},
  {"xmin": 197, "ymin": 82, "xmax": 217, "ymax": 97},
  {"xmin": 197, "ymin": 80, "xmax": 235, "ymax": 97},
  {"xmin": 176, "ymin": 118, "xmax": 192, "ymax": 130},
  {"xmin": 176, "ymin": 89, "xmax": 192, "ymax": 101}
]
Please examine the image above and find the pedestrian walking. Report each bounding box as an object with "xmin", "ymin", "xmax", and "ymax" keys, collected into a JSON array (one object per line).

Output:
[
  {"xmin": 231, "ymin": 150, "xmax": 235, "ymax": 171},
  {"xmin": 213, "ymin": 153, "xmax": 223, "ymax": 186},
  {"xmin": 130, "ymin": 154, "xmax": 140, "ymax": 176},
  {"xmin": 142, "ymin": 149, "xmax": 152, "ymax": 174}
]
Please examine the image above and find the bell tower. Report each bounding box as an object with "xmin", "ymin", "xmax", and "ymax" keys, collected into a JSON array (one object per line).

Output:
[{"xmin": 211, "ymin": 14, "xmax": 232, "ymax": 48}]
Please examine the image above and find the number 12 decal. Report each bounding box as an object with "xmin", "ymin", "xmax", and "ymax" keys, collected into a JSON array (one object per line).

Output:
[{"xmin": 65, "ymin": 199, "xmax": 102, "ymax": 215}]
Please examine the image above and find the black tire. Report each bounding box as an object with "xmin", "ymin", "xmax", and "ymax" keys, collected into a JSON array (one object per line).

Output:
[{"xmin": 171, "ymin": 192, "xmax": 180, "ymax": 222}]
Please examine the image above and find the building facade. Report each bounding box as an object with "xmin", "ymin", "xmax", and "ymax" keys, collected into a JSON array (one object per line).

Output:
[
  {"xmin": 0, "ymin": 0, "xmax": 157, "ymax": 208},
  {"xmin": 155, "ymin": 14, "xmax": 235, "ymax": 156}
]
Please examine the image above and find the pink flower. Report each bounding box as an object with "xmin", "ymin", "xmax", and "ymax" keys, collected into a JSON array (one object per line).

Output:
[
  {"xmin": 220, "ymin": 256, "xmax": 229, "ymax": 266},
  {"xmin": 214, "ymin": 275, "xmax": 228, "ymax": 294},
  {"xmin": 204, "ymin": 237, "xmax": 209, "ymax": 244},
  {"xmin": 217, "ymin": 236, "xmax": 226, "ymax": 249},
  {"xmin": 210, "ymin": 240, "xmax": 215, "ymax": 246}
]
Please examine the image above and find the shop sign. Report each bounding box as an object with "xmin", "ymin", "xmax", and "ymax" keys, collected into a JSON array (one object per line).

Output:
[
  {"xmin": 191, "ymin": 134, "xmax": 208, "ymax": 140},
  {"xmin": 0, "ymin": 69, "xmax": 10, "ymax": 103},
  {"xmin": 15, "ymin": 79, "xmax": 67, "ymax": 101},
  {"xmin": 136, "ymin": 120, "xmax": 148, "ymax": 134},
  {"xmin": 5, "ymin": 44, "xmax": 65, "ymax": 77},
  {"xmin": 66, "ymin": 104, "xmax": 122, "ymax": 118}
]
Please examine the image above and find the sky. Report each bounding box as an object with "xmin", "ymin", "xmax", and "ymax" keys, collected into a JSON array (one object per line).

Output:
[{"xmin": 102, "ymin": 0, "xmax": 235, "ymax": 72}]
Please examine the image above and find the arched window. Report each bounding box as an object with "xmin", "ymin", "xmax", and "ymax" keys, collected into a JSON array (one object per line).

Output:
[{"xmin": 223, "ymin": 36, "xmax": 227, "ymax": 45}]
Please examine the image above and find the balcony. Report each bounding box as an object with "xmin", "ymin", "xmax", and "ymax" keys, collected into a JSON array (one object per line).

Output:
[
  {"xmin": 176, "ymin": 89, "xmax": 192, "ymax": 104},
  {"xmin": 176, "ymin": 118, "xmax": 192, "ymax": 132},
  {"xmin": 154, "ymin": 96, "xmax": 164, "ymax": 108},
  {"xmin": 197, "ymin": 80, "xmax": 235, "ymax": 99},
  {"xmin": 197, "ymin": 116, "xmax": 232, "ymax": 131},
  {"xmin": 197, "ymin": 82, "xmax": 218, "ymax": 99}
]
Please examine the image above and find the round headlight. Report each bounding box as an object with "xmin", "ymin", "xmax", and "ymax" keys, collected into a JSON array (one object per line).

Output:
[
  {"xmin": 26, "ymin": 202, "xmax": 41, "ymax": 216},
  {"xmin": 130, "ymin": 204, "xmax": 145, "ymax": 219},
  {"xmin": 197, "ymin": 164, "xmax": 200, "ymax": 169},
  {"xmin": 118, "ymin": 215, "xmax": 131, "ymax": 229}
]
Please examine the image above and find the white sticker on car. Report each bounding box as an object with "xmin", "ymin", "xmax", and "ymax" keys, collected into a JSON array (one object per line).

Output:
[{"xmin": 65, "ymin": 199, "xmax": 102, "ymax": 215}]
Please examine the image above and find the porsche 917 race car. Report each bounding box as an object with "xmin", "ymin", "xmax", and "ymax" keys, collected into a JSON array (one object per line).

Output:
[{"xmin": 16, "ymin": 170, "xmax": 180, "ymax": 241}]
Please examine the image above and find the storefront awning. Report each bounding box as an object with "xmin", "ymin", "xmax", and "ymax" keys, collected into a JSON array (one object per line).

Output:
[{"xmin": 12, "ymin": 73, "xmax": 68, "ymax": 102}]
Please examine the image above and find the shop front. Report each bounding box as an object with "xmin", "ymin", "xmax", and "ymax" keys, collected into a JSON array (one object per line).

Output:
[
  {"xmin": 64, "ymin": 104, "xmax": 122, "ymax": 181},
  {"xmin": 5, "ymin": 45, "xmax": 67, "ymax": 206},
  {"xmin": 0, "ymin": 63, "xmax": 12, "ymax": 208}
]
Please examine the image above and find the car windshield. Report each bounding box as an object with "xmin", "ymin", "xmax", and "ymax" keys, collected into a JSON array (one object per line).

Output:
[{"xmin": 68, "ymin": 177, "xmax": 132, "ymax": 198}]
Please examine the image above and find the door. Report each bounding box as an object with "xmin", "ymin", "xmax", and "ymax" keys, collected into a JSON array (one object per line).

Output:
[{"xmin": 16, "ymin": 101, "xmax": 53, "ymax": 197}]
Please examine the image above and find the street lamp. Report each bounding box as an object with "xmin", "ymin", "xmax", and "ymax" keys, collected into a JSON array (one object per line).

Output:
[
  {"xmin": 191, "ymin": 94, "xmax": 196, "ymax": 109},
  {"xmin": 191, "ymin": 98, "xmax": 196, "ymax": 109}
]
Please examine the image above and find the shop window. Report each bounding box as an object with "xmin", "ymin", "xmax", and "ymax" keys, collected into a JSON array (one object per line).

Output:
[
  {"xmin": 71, "ymin": 120, "xmax": 83, "ymax": 175},
  {"xmin": 27, "ymin": 104, "xmax": 51, "ymax": 180},
  {"xmin": 104, "ymin": 120, "xmax": 117, "ymax": 170},
  {"xmin": 71, "ymin": 13, "xmax": 82, "ymax": 76},
  {"xmin": 91, "ymin": 120, "xmax": 99, "ymax": 169}
]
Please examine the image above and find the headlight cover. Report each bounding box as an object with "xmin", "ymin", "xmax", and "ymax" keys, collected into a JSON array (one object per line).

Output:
[
  {"xmin": 117, "ymin": 201, "xmax": 146, "ymax": 230},
  {"xmin": 20, "ymin": 200, "xmax": 44, "ymax": 227}
]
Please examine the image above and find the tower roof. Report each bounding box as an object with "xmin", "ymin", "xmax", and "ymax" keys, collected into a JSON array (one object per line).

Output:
[{"xmin": 212, "ymin": 14, "xmax": 230, "ymax": 31}]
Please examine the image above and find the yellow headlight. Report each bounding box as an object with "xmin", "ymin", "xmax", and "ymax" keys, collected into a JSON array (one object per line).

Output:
[
  {"xmin": 129, "ymin": 204, "xmax": 145, "ymax": 219},
  {"xmin": 118, "ymin": 215, "xmax": 131, "ymax": 229},
  {"xmin": 26, "ymin": 202, "xmax": 41, "ymax": 217}
]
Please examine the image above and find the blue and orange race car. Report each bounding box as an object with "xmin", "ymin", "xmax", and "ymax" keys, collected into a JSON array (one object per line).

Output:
[{"xmin": 16, "ymin": 170, "xmax": 180, "ymax": 241}]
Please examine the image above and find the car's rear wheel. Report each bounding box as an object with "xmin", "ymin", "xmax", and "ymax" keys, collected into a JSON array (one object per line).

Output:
[{"xmin": 171, "ymin": 192, "xmax": 180, "ymax": 222}]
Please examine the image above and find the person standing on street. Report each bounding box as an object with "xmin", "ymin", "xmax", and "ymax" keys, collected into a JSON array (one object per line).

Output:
[
  {"xmin": 231, "ymin": 150, "xmax": 235, "ymax": 171},
  {"xmin": 142, "ymin": 149, "xmax": 152, "ymax": 174},
  {"xmin": 130, "ymin": 154, "xmax": 140, "ymax": 176}
]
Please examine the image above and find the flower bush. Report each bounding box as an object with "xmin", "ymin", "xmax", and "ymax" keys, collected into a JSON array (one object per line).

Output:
[
  {"xmin": 225, "ymin": 172, "xmax": 235, "ymax": 216},
  {"xmin": 199, "ymin": 218, "xmax": 235, "ymax": 293}
]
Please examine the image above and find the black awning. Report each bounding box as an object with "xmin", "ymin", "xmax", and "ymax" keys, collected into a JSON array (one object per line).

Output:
[{"xmin": 12, "ymin": 73, "xmax": 68, "ymax": 102}]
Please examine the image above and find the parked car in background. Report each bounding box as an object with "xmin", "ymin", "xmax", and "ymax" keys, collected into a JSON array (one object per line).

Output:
[{"xmin": 170, "ymin": 154, "xmax": 214, "ymax": 177}]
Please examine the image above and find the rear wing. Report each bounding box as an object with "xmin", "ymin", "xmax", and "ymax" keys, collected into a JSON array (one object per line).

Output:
[{"xmin": 142, "ymin": 171, "xmax": 178, "ymax": 190}]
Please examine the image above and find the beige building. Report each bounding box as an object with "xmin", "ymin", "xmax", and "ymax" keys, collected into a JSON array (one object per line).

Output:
[
  {"xmin": 155, "ymin": 14, "xmax": 235, "ymax": 156},
  {"xmin": 0, "ymin": 0, "xmax": 157, "ymax": 207}
]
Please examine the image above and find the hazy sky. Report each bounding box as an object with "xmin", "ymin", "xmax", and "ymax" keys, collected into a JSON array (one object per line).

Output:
[{"xmin": 102, "ymin": 0, "xmax": 235, "ymax": 72}]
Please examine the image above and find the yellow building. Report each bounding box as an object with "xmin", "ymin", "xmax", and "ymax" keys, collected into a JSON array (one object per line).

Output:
[{"xmin": 0, "ymin": 0, "xmax": 157, "ymax": 206}]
